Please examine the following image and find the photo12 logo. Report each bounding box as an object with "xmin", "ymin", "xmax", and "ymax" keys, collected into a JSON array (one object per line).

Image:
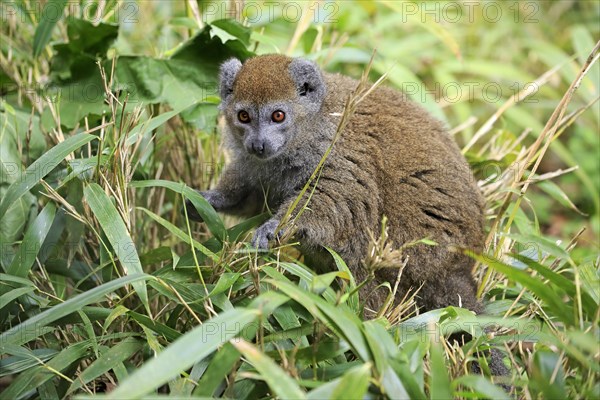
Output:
[{"xmin": 1, "ymin": 1, "xmax": 139, "ymax": 24}]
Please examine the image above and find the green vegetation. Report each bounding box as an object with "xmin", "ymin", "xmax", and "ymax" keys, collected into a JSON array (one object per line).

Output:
[{"xmin": 1, "ymin": 1, "xmax": 598, "ymax": 398}]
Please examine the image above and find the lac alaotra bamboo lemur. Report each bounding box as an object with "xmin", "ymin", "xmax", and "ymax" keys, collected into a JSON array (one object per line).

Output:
[{"xmin": 187, "ymin": 54, "xmax": 486, "ymax": 315}]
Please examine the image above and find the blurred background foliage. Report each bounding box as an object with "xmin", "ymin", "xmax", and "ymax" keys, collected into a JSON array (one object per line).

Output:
[{"xmin": 0, "ymin": 0, "xmax": 598, "ymax": 398}]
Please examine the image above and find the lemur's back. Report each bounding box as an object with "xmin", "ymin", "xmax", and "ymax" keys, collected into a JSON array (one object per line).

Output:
[{"xmin": 321, "ymin": 73, "xmax": 485, "ymax": 311}]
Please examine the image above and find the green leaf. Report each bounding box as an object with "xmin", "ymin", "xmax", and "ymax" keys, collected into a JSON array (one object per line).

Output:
[
  {"xmin": 325, "ymin": 247, "xmax": 359, "ymax": 309},
  {"xmin": 125, "ymin": 104, "xmax": 196, "ymax": 146},
  {"xmin": 505, "ymin": 232, "xmax": 571, "ymax": 260},
  {"xmin": 192, "ymin": 343, "xmax": 240, "ymax": 397},
  {"xmin": 7, "ymin": 202, "xmax": 56, "ymax": 278},
  {"xmin": 268, "ymin": 279, "xmax": 372, "ymax": 362},
  {"xmin": 130, "ymin": 179, "xmax": 225, "ymax": 242},
  {"xmin": 0, "ymin": 348, "xmax": 58, "ymax": 377},
  {"xmin": 127, "ymin": 311, "xmax": 181, "ymax": 342},
  {"xmin": 0, "ymin": 286, "xmax": 34, "ymax": 311},
  {"xmin": 137, "ymin": 206, "xmax": 218, "ymax": 262},
  {"xmin": 108, "ymin": 308, "xmax": 260, "ymax": 399},
  {"xmin": 67, "ymin": 338, "xmax": 144, "ymax": 395},
  {"xmin": 471, "ymin": 253, "xmax": 573, "ymax": 325},
  {"xmin": 453, "ymin": 375, "xmax": 510, "ymax": 400},
  {"xmin": 0, "ymin": 133, "xmax": 96, "ymax": 219},
  {"xmin": 232, "ymin": 339, "xmax": 306, "ymax": 400},
  {"xmin": 330, "ymin": 363, "xmax": 372, "ymax": 400},
  {"xmin": 0, "ymin": 274, "xmax": 152, "ymax": 346},
  {"xmin": 513, "ymin": 254, "xmax": 597, "ymax": 318},
  {"xmin": 428, "ymin": 339, "xmax": 453, "ymax": 400},
  {"xmin": 84, "ymin": 183, "xmax": 149, "ymax": 313},
  {"xmin": 33, "ymin": 0, "xmax": 68, "ymax": 57},
  {"xmin": 531, "ymin": 350, "xmax": 567, "ymax": 399},
  {"xmin": 2, "ymin": 341, "xmax": 89, "ymax": 399}
]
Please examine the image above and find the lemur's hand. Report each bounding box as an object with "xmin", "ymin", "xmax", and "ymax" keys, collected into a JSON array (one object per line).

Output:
[{"xmin": 251, "ymin": 218, "xmax": 281, "ymax": 249}]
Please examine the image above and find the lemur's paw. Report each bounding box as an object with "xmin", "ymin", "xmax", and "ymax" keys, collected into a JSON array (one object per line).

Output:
[{"xmin": 251, "ymin": 218, "xmax": 280, "ymax": 249}]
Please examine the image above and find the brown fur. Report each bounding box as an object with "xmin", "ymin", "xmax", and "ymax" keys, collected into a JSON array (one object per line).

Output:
[
  {"xmin": 300, "ymin": 73, "xmax": 485, "ymax": 312},
  {"xmin": 233, "ymin": 55, "xmax": 296, "ymax": 103}
]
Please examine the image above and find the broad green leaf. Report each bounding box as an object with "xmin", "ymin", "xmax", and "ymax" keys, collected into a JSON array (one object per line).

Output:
[
  {"xmin": 428, "ymin": 339, "xmax": 453, "ymax": 400},
  {"xmin": 125, "ymin": 104, "xmax": 196, "ymax": 146},
  {"xmin": 108, "ymin": 308, "xmax": 259, "ymax": 399},
  {"xmin": 0, "ymin": 274, "xmax": 152, "ymax": 346},
  {"xmin": 137, "ymin": 206, "xmax": 218, "ymax": 262},
  {"xmin": 0, "ymin": 274, "xmax": 35, "ymax": 287},
  {"xmin": 67, "ymin": 337, "xmax": 144, "ymax": 395},
  {"xmin": 232, "ymin": 339, "xmax": 306, "ymax": 400},
  {"xmin": 130, "ymin": 179, "xmax": 225, "ymax": 242},
  {"xmin": 330, "ymin": 363, "xmax": 372, "ymax": 400},
  {"xmin": 0, "ymin": 286, "xmax": 34, "ymax": 311},
  {"xmin": 505, "ymin": 232, "xmax": 571, "ymax": 260},
  {"xmin": 84, "ymin": 183, "xmax": 149, "ymax": 312},
  {"xmin": 127, "ymin": 311, "xmax": 181, "ymax": 342},
  {"xmin": 7, "ymin": 202, "xmax": 56, "ymax": 278},
  {"xmin": 0, "ymin": 133, "xmax": 96, "ymax": 219},
  {"xmin": 0, "ymin": 348, "xmax": 58, "ymax": 377},
  {"xmin": 192, "ymin": 343, "xmax": 240, "ymax": 397},
  {"xmin": 326, "ymin": 247, "xmax": 359, "ymax": 309},
  {"xmin": 453, "ymin": 375, "xmax": 510, "ymax": 400},
  {"xmin": 513, "ymin": 254, "xmax": 597, "ymax": 317},
  {"xmin": 2, "ymin": 341, "xmax": 89, "ymax": 399},
  {"xmin": 268, "ymin": 279, "xmax": 371, "ymax": 362},
  {"xmin": 531, "ymin": 350, "xmax": 568, "ymax": 399},
  {"xmin": 32, "ymin": 0, "xmax": 68, "ymax": 57},
  {"xmin": 471, "ymin": 253, "xmax": 573, "ymax": 325}
]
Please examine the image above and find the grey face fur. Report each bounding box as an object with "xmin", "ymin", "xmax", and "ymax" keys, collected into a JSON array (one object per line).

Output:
[{"xmin": 219, "ymin": 57, "xmax": 326, "ymax": 160}]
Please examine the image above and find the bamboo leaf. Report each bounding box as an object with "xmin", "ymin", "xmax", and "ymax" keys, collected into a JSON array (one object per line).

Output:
[
  {"xmin": 0, "ymin": 274, "xmax": 152, "ymax": 346},
  {"xmin": 130, "ymin": 180, "xmax": 226, "ymax": 242},
  {"xmin": 32, "ymin": 0, "xmax": 68, "ymax": 57},
  {"xmin": 84, "ymin": 183, "xmax": 149, "ymax": 312},
  {"xmin": 0, "ymin": 133, "xmax": 96, "ymax": 219},
  {"xmin": 232, "ymin": 339, "xmax": 306, "ymax": 400},
  {"xmin": 137, "ymin": 206, "xmax": 218, "ymax": 262},
  {"xmin": 107, "ymin": 308, "xmax": 259, "ymax": 399},
  {"xmin": 7, "ymin": 202, "xmax": 56, "ymax": 278},
  {"xmin": 429, "ymin": 338, "xmax": 453, "ymax": 400},
  {"xmin": 67, "ymin": 338, "xmax": 144, "ymax": 395}
]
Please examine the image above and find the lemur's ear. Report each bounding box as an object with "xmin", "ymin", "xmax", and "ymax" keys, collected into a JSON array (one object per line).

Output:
[
  {"xmin": 219, "ymin": 58, "xmax": 242, "ymax": 101},
  {"xmin": 289, "ymin": 58, "xmax": 326, "ymax": 108}
]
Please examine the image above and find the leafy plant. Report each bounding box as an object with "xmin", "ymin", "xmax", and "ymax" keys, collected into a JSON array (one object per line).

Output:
[{"xmin": 1, "ymin": 1, "xmax": 598, "ymax": 399}]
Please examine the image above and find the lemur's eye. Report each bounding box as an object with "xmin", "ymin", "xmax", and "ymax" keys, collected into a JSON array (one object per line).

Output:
[
  {"xmin": 238, "ymin": 110, "xmax": 250, "ymax": 123},
  {"xmin": 272, "ymin": 110, "xmax": 285, "ymax": 123}
]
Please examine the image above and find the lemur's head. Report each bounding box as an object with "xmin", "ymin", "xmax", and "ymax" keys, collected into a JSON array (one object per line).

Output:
[{"xmin": 219, "ymin": 54, "xmax": 326, "ymax": 160}]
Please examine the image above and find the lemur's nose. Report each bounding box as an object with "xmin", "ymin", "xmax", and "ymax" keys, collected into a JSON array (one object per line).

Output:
[{"xmin": 251, "ymin": 142, "xmax": 264, "ymax": 154}]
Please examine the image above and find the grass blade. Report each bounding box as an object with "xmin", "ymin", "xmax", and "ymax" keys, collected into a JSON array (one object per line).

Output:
[
  {"xmin": 67, "ymin": 337, "xmax": 144, "ymax": 395},
  {"xmin": 428, "ymin": 338, "xmax": 453, "ymax": 400},
  {"xmin": 2, "ymin": 341, "xmax": 89, "ymax": 399},
  {"xmin": 32, "ymin": 0, "xmax": 68, "ymax": 57},
  {"xmin": 0, "ymin": 133, "xmax": 96, "ymax": 219},
  {"xmin": 138, "ymin": 206, "xmax": 218, "ymax": 262},
  {"xmin": 232, "ymin": 339, "xmax": 306, "ymax": 400},
  {"xmin": 7, "ymin": 202, "xmax": 56, "ymax": 278},
  {"xmin": 84, "ymin": 183, "xmax": 149, "ymax": 313},
  {"xmin": 130, "ymin": 180, "xmax": 226, "ymax": 241},
  {"xmin": 0, "ymin": 274, "xmax": 152, "ymax": 346},
  {"xmin": 108, "ymin": 308, "xmax": 260, "ymax": 399},
  {"xmin": 453, "ymin": 375, "xmax": 510, "ymax": 400},
  {"xmin": 330, "ymin": 363, "xmax": 372, "ymax": 399}
]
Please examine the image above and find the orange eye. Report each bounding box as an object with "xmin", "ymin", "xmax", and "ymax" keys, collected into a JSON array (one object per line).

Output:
[
  {"xmin": 272, "ymin": 110, "xmax": 285, "ymax": 123},
  {"xmin": 238, "ymin": 110, "xmax": 250, "ymax": 123}
]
